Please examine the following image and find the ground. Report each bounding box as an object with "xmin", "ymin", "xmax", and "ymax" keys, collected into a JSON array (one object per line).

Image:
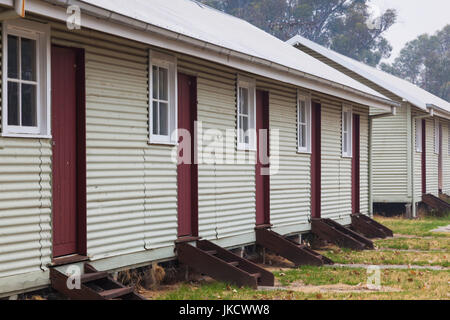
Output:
[{"xmin": 139, "ymin": 214, "xmax": 450, "ymax": 300}]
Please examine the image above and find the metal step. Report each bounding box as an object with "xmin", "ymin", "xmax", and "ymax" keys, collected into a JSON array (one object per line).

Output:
[
  {"xmin": 312, "ymin": 218, "xmax": 373, "ymax": 250},
  {"xmin": 351, "ymin": 213, "xmax": 394, "ymax": 238},
  {"xmin": 177, "ymin": 240, "xmax": 274, "ymax": 289},
  {"xmin": 255, "ymin": 228, "xmax": 333, "ymax": 266},
  {"xmin": 423, "ymin": 194, "xmax": 450, "ymax": 212},
  {"xmin": 50, "ymin": 263, "xmax": 145, "ymax": 300}
]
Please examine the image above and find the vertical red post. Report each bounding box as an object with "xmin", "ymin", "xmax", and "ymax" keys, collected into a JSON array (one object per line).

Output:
[
  {"xmin": 311, "ymin": 102, "xmax": 321, "ymax": 219},
  {"xmin": 352, "ymin": 114, "xmax": 360, "ymax": 214},
  {"xmin": 256, "ymin": 90, "xmax": 270, "ymax": 226},
  {"xmin": 422, "ymin": 119, "xmax": 427, "ymax": 194},
  {"xmin": 177, "ymin": 73, "xmax": 198, "ymax": 238}
]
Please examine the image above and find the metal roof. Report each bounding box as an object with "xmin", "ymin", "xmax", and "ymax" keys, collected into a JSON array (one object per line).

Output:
[
  {"xmin": 287, "ymin": 35, "xmax": 450, "ymax": 114},
  {"xmin": 77, "ymin": 0, "xmax": 393, "ymax": 103}
]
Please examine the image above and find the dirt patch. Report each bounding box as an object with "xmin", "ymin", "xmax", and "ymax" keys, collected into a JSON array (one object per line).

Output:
[{"xmin": 261, "ymin": 279, "xmax": 400, "ymax": 294}]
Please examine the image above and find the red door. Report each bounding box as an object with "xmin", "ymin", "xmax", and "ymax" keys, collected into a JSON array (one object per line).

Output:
[
  {"xmin": 256, "ymin": 90, "xmax": 270, "ymax": 226},
  {"xmin": 52, "ymin": 46, "xmax": 86, "ymax": 258},
  {"xmin": 352, "ymin": 114, "xmax": 360, "ymax": 214},
  {"xmin": 311, "ymin": 102, "xmax": 321, "ymax": 219},
  {"xmin": 438, "ymin": 123, "xmax": 443, "ymax": 192},
  {"xmin": 177, "ymin": 73, "xmax": 198, "ymax": 238},
  {"xmin": 422, "ymin": 119, "xmax": 427, "ymax": 194}
]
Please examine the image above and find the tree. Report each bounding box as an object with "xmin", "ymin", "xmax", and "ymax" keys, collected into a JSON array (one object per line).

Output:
[
  {"xmin": 381, "ymin": 25, "xmax": 450, "ymax": 101},
  {"xmin": 198, "ymin": 0, "xmax": 397, "ymax": 66}
]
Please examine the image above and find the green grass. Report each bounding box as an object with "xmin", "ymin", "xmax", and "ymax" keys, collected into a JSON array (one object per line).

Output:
[
  {"xmin": 375, "ymin": 237, "xmax": 450, "ymax": 251},
  {"xmin": 320, "ymin": 248, "xmax": 449, "ymax": 267},
  {"xmin": 153, "ymin": 267, "xmax": 450, "ymax": 300},
  {"xmin": 375, "ymin": 215, "xmax": 450, "ymax": 237}
]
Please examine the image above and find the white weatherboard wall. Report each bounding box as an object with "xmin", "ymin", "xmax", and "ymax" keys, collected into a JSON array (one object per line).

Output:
[
  {"xmin": 443, "ymin": 122, "xmax": 450, "ymax": 195},
  {"xmin": 412, "ymin": 112, "xmax": 423, "ymax": 202},
  {"xmin": 371, "ymin": 106, "xmax": 408, "ymax": 202}
]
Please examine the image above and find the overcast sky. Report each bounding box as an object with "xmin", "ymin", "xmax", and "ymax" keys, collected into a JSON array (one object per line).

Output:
[{"xmin": 369, "ymin": 0, "xmax": 450, "ymax": 64}]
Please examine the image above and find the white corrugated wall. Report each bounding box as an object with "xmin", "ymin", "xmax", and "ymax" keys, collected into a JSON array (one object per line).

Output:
[
  {"xmin": 177, "ymin": 56, "xmax": 257, "ymax": 244},
  {"xmin": 443, "ymin": 121, "xmax": 450, "ymax": 195},
  {"xmin": 371, "ymin": 106, "xmax": 408, "ymax": 202},
  {"xmin": 320, "ymin": 100, "xmax": 351, "ymax": 220},
  {"xmin": 0, "ymin": 22, "xmax": 52, "ymax": 293},
  {"xmin": 260, "ymin": 80, "xmax": 311, "ymax": 234},
  {"xmin": 425, "ymin": 118, "xmax": 439, "ymax": 196}
]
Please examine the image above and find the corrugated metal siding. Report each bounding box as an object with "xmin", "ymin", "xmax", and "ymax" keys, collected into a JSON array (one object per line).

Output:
[
  {"xmin": 0, "ymin": 24, "xmax": 52, "ymax": 281},
  {"xmin": 178, "ymin": 57, "xmax": 256, "ymax": 241},
  {"xmin": 412, "ymin": 114, "xmax": 423, "ymax": 201},
  {"xmin": 356, "ymin": 106, "xmax": 369, "ymax": 215},
  {"xmin": 51, "ymin": 24, "xmax": 179, "ymax": 259},
  {"xmin": 320, "ymin": 100, "xmax": 350, "ymax": 220},
  {"xmin": 261, "ymin": 81, "xmax": 311, "ymax": 229},
  {"xmin": 443, "ymin": 121, "xmax": 450, "ymax": 195},
  {"xmin": 371, "ymin": 106, "xmax": 408, "ymax": 202},
  {"xmin": 425, "ymin": 118, "xmax": 439, "ymax": 196}
]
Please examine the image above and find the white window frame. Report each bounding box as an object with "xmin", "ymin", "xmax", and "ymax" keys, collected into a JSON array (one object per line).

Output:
[
  {"xmin": 416, "ymin": 118, "xmax": 423, "ymax": 153},
  {"xmin": 149, "ymin": 50, "xmax": 177, "ymax": 145},
  {"xmin": 2, "ymin": 20, "xmax": 51, "ymax": 138},
  {"xmin": 297, "ymin": 92, "xmax": 311, "ymax": 153},
  {"xmin": 434, "ymin": 119, "xmax": 440, "ymax": 154},
  {"xmin": 342, "ymin": 105, "xmax": 353, "ymax": 158},
  {"xmin": 237, "ymin": 76, "xmax": 256, "ymax": 151}
]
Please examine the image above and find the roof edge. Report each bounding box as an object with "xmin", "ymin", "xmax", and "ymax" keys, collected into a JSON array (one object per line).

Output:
[{"xmin": 23, "ymin": 0, "xmax": 399, "ymax": 109}]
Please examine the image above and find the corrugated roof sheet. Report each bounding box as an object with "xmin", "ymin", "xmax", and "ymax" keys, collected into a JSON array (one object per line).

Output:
[
  {"xmin": 287, "ymin": 35, "xmax": 450, "ymax": 113},
  {"xmin": 79, "ymin": 0, "xmax": 390, "ymax": 100}
]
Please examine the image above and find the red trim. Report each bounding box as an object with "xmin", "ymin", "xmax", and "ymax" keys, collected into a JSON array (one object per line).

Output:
[
  {"xmin": 177, "ymin": 73, "xmax": 198, "ymax": 238},
  {"xmin": 311, "ymin": 102, "xmax": 321, "ymax": 219},
  {"xmin": 256, "ymin": 90, "xmax": 270, "ymax": 226},
  {"xmin": 352, "ymin": 114, "xmax": 360, "ymax": 214},
  {"xmin": 438, "ymin": 123, "xmax": 443, "ymax": 192},
  {"xmin": 76, "ymin": 48, "xmax": 87, "ymax": 256},
  {"xmin": 422, "ymin": 119, "xmax": 427, "ymax": 194},
  {"xmin": 51, "ymin": 46, "xmax": 86, "ymax": 258}
]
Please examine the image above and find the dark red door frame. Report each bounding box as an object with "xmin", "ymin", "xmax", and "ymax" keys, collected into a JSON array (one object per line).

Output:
[
  {"xmin": 438, "ymin": 123, "xmax": 443, "ymax": 192},
  {"xmin": 352, "ymin": 114, "xmax": 360, "ymax": 214},
  {"xmin": 256, "ymin": 90, "xmax": 270, "ymax": 226},
  {"xmin": 422, "ymin": 119, "xmax": 427, "ymax": 195},
  {"xmin": 177, "ymin": 73, "xmax": 198, "ymax": 238},
  {"xmin": 52, "ymin": 46, "xmax": 86, "ymax": 258},
  {"xmin": 311, "ymin": 102, "xmax": 321, "ymax": 219}
]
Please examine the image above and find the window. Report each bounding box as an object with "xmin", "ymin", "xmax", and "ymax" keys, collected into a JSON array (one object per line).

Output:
[
  {"xmin": 149, "ymin": 50, "xmax": 177, "ymax": 145},
  {"xmin": 237, "ymin": 76, "xmax": 256, "ymax": 151},
  {"xmin": 434, "ymin": 119, "xmax": 440, "ymax": 154},
  {"xmin": 342, "ymin": 105, "xmax": 353, "ymax": 158},
  {"xmin": 416, "ymin": 119, "xmax": 423, "ymax": 153},
  {"xmin": 2, "ymin": 20, "xmax": 50, "ymax": 138},
  {"xmin": 297, "ymin": 93, "xmax": 311, "ymax": 153}
]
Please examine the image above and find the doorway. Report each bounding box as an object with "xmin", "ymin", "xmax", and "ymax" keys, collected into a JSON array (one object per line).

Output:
[
  {"xmin": 311, "ymin": 102, "xmax": 321, "ymax": 219},
  {"xmin": 51, "ymin": 46, "xmax": 86, "ymax": 258}
]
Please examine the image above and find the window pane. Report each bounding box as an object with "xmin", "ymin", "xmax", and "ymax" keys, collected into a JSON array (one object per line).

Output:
[
  {"xmin": 299, "ymin": 104, "xmax": 306, "ymax": 124},
  {"xmin": 343, "ymin": 132, "xmax": 348, "ymax": 153},
  {"xmin": 299, "ymin": 124, "xmax": 306, "ymax": 148},
  {"xmin": 152, "ymin": 101, "xmax": 159, "ymax": 135},
  {"xmin": 343, "ymin": 112, "xmax": 348, "ymax": 131},
  {"xmin": 21, "ymin": 38, "xmax": 36, "ymax": 81},
  {"xmin": 239, "ymin": 87, "xmax": 249, "ymax": 115},
  {"xmin": 7, "ymin": 82, "xmax": 19, "ymax": 126},
  {"xmin": 159, "ymin": 102, "xmax": 169, "ymax": 136},
  {"xmin": 159, "ymin": 67, "xmax": 168, "ymax": 101},
  {"xmin": 152, "ymin": 66, "xmax": 158, "ymax": 99},
  {"xmin": 8, "ymin": 35, "xmax": 19, "ymax": 79},
  {"xmin": 22, "ymin": 84, "xmax": 37, "ymax": 127}
]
